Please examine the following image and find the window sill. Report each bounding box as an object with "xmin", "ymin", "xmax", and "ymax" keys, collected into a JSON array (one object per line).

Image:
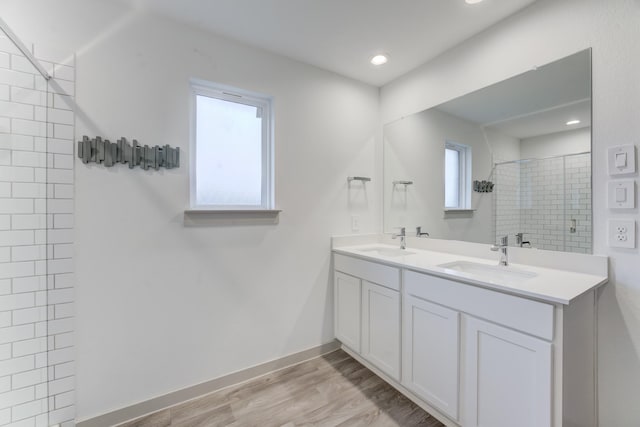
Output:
[
  {"xmin": 184, "ymin": 209, "xmax": 281, "ymax": 226},
  {"xmin": 443, "ymin": 209, "xmax": 476, "ymax": 213},
  {"xmin": 443, "ymin": 208, "xmax": 475, "ymax": 219}
]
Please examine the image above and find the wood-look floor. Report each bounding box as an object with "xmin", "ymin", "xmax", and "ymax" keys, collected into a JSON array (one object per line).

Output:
[{"xmin": 119, "ymin": 349, "xmax": 445, "ymax": 427}]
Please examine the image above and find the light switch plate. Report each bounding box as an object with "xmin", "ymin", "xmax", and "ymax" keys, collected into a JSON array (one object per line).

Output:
[
  {"xmin": 608, "ymin": 219, "xmax": 636, "ymax": 248},
  {"xmin": 608, "ymin": 180, "xmax": 636, "ymax": 209},
  {"xmin": 608, "ymin": 144, "xmax": 636, "ymax": 175}
]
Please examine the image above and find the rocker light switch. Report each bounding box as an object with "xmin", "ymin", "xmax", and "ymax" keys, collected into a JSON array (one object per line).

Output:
[
  {"xmin": 609, "ymin": 145, "xmax": 636, "ymax": 175},
  {"xmin": 609, "ymin": 180, "xmax": 635, "ymax": 209}
]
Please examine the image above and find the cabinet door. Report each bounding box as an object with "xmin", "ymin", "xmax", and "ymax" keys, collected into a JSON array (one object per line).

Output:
[
  {"xmin": 334, "ymin": 272, "xmax": 361, "ymax": 352},
  {"xmin": 402, "ymin": 295, "xmax": 460, "ymax": 421},
  {"xmin": 361, "ymin": 281, "xmax": 400, "ymax": 381},
  {"xmin": 463, "ymin": 316, "xmax": 552, "ymax": 427}
]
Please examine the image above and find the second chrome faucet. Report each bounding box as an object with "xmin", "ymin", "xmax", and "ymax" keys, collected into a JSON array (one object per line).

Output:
[{"xmin": 491, "ymin": 235, "xmax": 509, "ymax": 266}]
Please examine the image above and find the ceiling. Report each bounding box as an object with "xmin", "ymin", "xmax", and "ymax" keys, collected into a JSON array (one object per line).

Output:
[{"xmin": 114, "ymin": 0, "xmax": 538, "ymax": 86}]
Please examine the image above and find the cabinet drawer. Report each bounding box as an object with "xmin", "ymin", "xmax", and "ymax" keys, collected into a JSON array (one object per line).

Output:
[
  {"xmin": 404, "ymin": 270, "xmax": 554, "ymax": 341},
  {"xmin": 334, "ymin": 253, "xmax": 400, "ymax": 291}
]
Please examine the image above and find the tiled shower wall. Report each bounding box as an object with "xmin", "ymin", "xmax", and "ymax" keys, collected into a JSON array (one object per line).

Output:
[
  {"xmin": 0, "ymin": 33, "xmax": 75, "ymax": 427},
  {"xmin": 494, "ymin": 153, "xmax": 592, "ymax": 253}
]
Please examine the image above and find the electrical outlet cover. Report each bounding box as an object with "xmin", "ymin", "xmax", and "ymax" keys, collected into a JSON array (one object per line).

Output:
[
  {"xmin": 608, "ymin": 219, "xmax": 636, "ymax": 248},
  {"xmin": 608, "ymin": 180, "xmax": 636, "ymax": 209}
]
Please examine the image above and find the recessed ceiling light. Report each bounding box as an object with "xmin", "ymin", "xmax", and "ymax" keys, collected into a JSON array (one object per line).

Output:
[
  {"xmin": 370, "ymin": 54, "xmax": 388, "ymax": 66},
  {"xmin": 566, "ymin": 120, "xmax": 581, "ymax": 126},
  {"xmin": 465, "ymin": 0, "xmax": 483, "ymax": 4}
]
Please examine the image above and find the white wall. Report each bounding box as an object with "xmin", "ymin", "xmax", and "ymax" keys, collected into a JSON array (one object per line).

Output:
[
  {"xmin": 381, "ymin": 0, "xmax": 640, "ymax": 424},
  {"xmin": 1, "ymin": 0, "xmax": 380, "ymax": 420},
  {"xmin": 520, "ymin": 127, "xmax": 591, "ymax": 159}
]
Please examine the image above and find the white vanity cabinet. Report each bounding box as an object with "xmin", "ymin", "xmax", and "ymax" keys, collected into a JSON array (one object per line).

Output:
[
  {"xmin": 333, "ymin": 254, "xmax": 401, "ymax": 381},
  {"xmin": 334, "ymin": 271, "xmax": 362, "ymax": 353},
  {"xmin": 333, "ymin": 251, "xmax": 599, "ymax": 427},
  {"xmin": 402, "ymin": 294, "xmax": 460, "ymax": 421}
]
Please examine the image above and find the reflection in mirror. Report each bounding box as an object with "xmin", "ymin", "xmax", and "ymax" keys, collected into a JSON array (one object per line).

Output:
[{"xmin": 383, "ymin": 49, "xmax": 592, "ymax": 254}]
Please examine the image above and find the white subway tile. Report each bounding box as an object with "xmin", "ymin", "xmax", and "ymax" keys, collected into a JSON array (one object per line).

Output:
[
  {"xmin": 34, "ymin": 383, "xmax": 47, "ymax": 400},
  {"xmin": 34, "ymin": 229, "xmax": 46, "ymax": 244},
  {"xmin": 0, "ymin": 149, "xmax": 10, "ymax": 165},
  {"xmin": 54, "ymin": 274, "xmax": 74, "ymax": 289},
  {"xmin": 0, "ymin": 324, "xmax": 33, "ymax": 344},
  {"xmin": 10, "ymin": 55, "xmax": 43, "ymax": 75},
  {"xmin": 48, "ymin": 404, "xmax": 75, "ymax": 424},
  {"xmin": 53, "ymin": 214, "xmax": 74, "ymax": 230},
  {"xmin": 34, "ymin": 106, "xmax": 46, "ymax": 123},
  {"xmin": 32, "ymin": 168, "xmax": 46, "ymax": 183},
  {"xmin": 0, "ymin": 182, "xmax": 10, "ymax": 198},
  {"xmin": 0, "ymin": 52, "xmax": 8, "ymax": 69},
  {"xmin": 0, "ymin": 100, "xmax": 33, "ymax": 120},
  {"xmin": 0, "ymin": 261, "xmax": 34, "ymax": 280},
  {"xmin": 0, "ymin": 167, "xmax": 34, "ymax": 183},
  {"xmin": 0, "ymin": 116, "xmax": 8, "ymax": 132},
  {"xmin": 11, "ymin": 397, "xmax": 47, "ymax": 421},
  {"xmin": 47, "ymin": 229, "xmax": 73, "ymax": 244},
  {"xmin": 47, "ymin": 318, "xmax": 73, "ymax": 336},
  {"xmin": 47, "ymin": 109, "xmax": 74, "ymax": 126},
  {"xmin": 34, "ymin": 321, "xmax": 47, "ymax": 337},
  {"xmin": 54, "ymin": 331, "xmax": 73, "ymax": 349},
  {"xmin": 47, "ymin": 138, "xmax": 74, "ymax": 155},
  {"xmin": 11, "ymin": 87, "xmax": 46, "ymax": 107},
  {"xmin": 0, "ymin": 386, "xmax": 34, "ymax": 410},
  {"xmin": 34, "ymin": 352, "xmax": 47, "ymax": 369},
  {"xmin": 0, "ymin": 376, "xmax": 9, "ymax": 393},
  {"xmin": 12, "ymin": 151, "xmax": 46, "ymax": 168},
  {"xmin": 33, "ymin": 137, "xmax": 46, "ymax": 153},
  {"xmin": 11, "ymin": 183, "xmax": 45, "ymax": 199},
  {"xmin": 53, "ymin": 154, "xmax": 73, "ymax": 170},
  {"xmin": 0, "ymin": 86, "xmax": 8, "ymax": 102},
  {"xmin": 0, "ymin": 343, "xmax": 10, "ymax": 360},
  {"xmin": 12, "ymin": 337, "xmax": 47, "ymax": 358},
  {"xmin": 46, "ymin": 259, "xmax": 73, "ymax": 276},
  {"xmin": 52, "ymin": 94, "xmax": 73, "ymax": 111},
  {"xmin": 12, "ymin": 276, "xmax": 45, "ymax": 294},
  {"xmin": 46, "ymin": 169, "xmax": 73, "ymax": 184},
  {"xmin": 12, "ymin": 368, "xmax": 47, "ymax": 390},
  {"xmin": 0, "ymin": 311, "xmax": 10, "ymax": 327},
  {"xmin": 48, "ymin": 375, "xmax": 74, "ymax": 396},
  {"xmin": 47, "ymin": 199, "xmax": 73, "ymax": 214},
  {"xmin": 0, "ymin": 247, "xmax": 8, "ymax": 262},
  {"xmin": 1, "ymin": 200, "xmax": 34, "ymax": 216},
  {"xmin": 54, "ymin": 184, "xmax": 73, "ymax": 199},
  {"xmin": 0, "ymin": 355, "xmax": 33, "ymax": 377},
  {"xmin": 12, "ymin": 307, "xmax": 47, "ymax": 325},
  {"xmin": 53, "ymin": 244, "xmax": 73, "ymax": 259},
  {"xmin": 0, "ymin": 279, "xmax": 9, "ymax": 295},
  {"xmin": 0, "ymin": 408, "xmax": 10, "ymax": 425},
  {"xmin": 53, "ymin": 65, "xmax": 74, "ymax": 82},
  {"xmin": 33, "ymin": 199, "xmax": 46, "ymax": 214},
  {"xmin": 11, "ymin": 118, "xmax": 46, "ymax": 137},
  {"xmin": 0, "ymin": 230, "xmax": 33, "ymax": 246},
  {"xmin": 48, "ymin": 289, "xmax": 74, "ymax": 305},
  {"xmin": 54, "ymin": 361, "xmax": 74, "ymax": 380},
  {"xmin": 0, "ymin": 69, "xmax": 33, "ymax": 89},
  {"xmin": 53, "ymin": 124, "xmax": 73, "ymax": 140}
]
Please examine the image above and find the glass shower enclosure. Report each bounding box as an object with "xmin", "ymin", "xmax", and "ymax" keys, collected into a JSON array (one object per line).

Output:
[
  {"xmin": 0, "ymin": 19, "xmax": 76, "ymax": 427},
  {"xmin": 494, "ymin": 152, "xmax": 592, "ymax": 254}
]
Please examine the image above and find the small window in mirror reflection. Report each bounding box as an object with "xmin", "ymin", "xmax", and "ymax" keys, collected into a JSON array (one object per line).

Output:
[{"xmin": 445, "ymin": 141, "xmax": 471, "ymax": 209}]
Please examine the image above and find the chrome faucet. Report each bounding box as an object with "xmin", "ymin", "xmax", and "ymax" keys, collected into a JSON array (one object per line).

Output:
[
  {"xmin": 416, "ymin": 226, "xmax": 430, "ymax": 238},
  {"xmin": 491, "ymin": 235, "xmax": 509, "ymax": 266},
  {"xmin": 392, "ymin": 227, "xmax": 407, "ymax": 250},
  {"xmin": 515, "ymin": 232, "xmax": 531, "ymax": 248}
]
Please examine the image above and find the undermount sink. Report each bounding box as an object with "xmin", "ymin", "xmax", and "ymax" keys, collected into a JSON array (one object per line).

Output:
[
  {"xmin": 360, "ymin": 247, "xmax": 416, "ymax": 257},
  {"xmin": 437, "ymin": 261, "xmax": 537, "ymax": 282}
]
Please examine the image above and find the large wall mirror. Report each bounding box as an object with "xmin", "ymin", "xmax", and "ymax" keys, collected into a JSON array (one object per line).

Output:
[{"xmin": 383, "ymin": 49, "xmax": 592, "ymax": 254}]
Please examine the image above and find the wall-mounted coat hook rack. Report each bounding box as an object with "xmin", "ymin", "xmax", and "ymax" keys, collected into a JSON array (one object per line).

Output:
[
  {"xmin": 78, "ymin": 136, "xmax": 180, "ymax": 170},
  {"xmin": 348, "ymin": 176, "xmax": 371, "ymax": 183}
]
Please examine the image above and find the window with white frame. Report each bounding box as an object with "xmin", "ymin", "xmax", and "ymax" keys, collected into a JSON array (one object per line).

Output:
[
  {"xmin": 444, "ymin": 141, "xmax": 471, "ymax": 209},
  {"xmin": 190, "ymin": 79, "xmax": 274, "ymax": 209}
]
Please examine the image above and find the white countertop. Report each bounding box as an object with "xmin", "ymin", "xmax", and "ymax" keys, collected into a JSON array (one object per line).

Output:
[{"xmin": 333, "ymin": 243, "xmax": 608, "ymax": 305}]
